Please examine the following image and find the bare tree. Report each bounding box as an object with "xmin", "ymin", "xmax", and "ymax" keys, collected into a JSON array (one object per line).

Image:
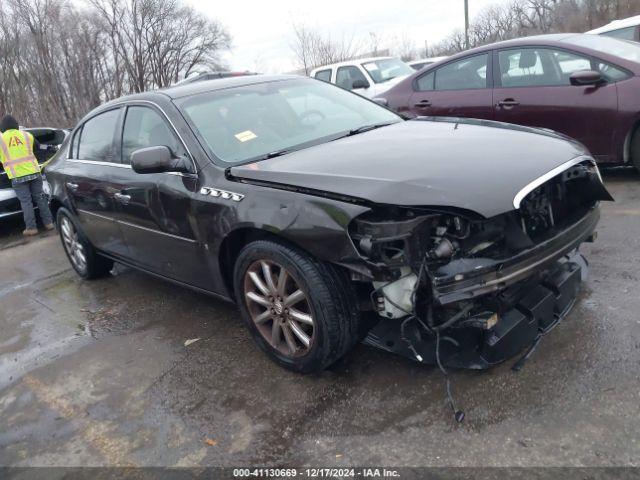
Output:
[
  {"xmin": 391, "ymin": 34, "xmax": 419, "ymax": 62},
  {"xmin": 0, "ymin": 0, "xmax": 230, "ymax": 126},
  {"xmin": 430, "ymin": 0, "xmax": 640, "ymax": 56},
  {"xmin": 290, "ymin": 22, "xmax": 362, "ymax": 74}
]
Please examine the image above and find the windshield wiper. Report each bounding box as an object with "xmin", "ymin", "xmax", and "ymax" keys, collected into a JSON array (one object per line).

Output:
[
  {"xmin": 344, "ymin": 122, "xmax": 394, "ymax": 138},
  {"xmin": 251, "ymin": 149, "xmax": 292, "ymax": 162}
]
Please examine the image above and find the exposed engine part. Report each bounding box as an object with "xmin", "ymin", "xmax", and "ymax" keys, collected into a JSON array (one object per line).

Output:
[
  {"xmin": 428, "ymin": 237, "xmax": 456, "ymax": 259},
  {"xmin": 373, "ymin": 268, "xmax": 417, "ymax": 319}
]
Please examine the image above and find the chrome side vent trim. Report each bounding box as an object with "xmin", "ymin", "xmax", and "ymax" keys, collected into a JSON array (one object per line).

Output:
[{"xmin": 199, "ymin": 187, "xmax": 244, "ymax": 202}]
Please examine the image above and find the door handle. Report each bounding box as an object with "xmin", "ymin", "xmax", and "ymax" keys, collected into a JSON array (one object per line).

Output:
[
  {"xmin": 414, "ymin": 100, "xmax": 432, "ymax": 108},
  {"xmin": 66, "ymin": 182, "xmax": 79, "ymax": 192},
  {"xmin": 114, "ymin": 193, "xmax": 131, "ymax": 205},
  {"xmin": 497, "ymin": 99, "xmax": 520, "ymax": 108}
]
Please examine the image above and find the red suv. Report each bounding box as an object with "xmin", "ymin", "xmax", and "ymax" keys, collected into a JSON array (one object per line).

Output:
[{"xmin": 381, "ymin": 34, "xmax": 640, "ymax": 169}]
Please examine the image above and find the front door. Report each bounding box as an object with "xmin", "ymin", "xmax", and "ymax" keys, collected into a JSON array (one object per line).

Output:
[
  {"xmin": 335, "ymin": 65, "xmax": 373, "ymax": 97},
  {"xmin": 66, "ymin": 107, "xmax": 129, "ymax": 257},
  {"xmin": 408, "ymin": 53, "xmax": 494, "ymax": 120},
  {"xmin": 492, "ymin": 47, "xmax": 619, "ymax": 161},
  {"xmin": 108, "ymin": 104, "xmax": 210, "ymax": 287}
]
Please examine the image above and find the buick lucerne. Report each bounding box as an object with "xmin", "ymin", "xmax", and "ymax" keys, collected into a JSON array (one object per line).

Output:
[{"xmin": 46, "ymin": 75, "xmax": 612, "ymax": 372}]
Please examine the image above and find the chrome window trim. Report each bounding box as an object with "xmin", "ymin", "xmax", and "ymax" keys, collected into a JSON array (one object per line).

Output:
[
  {"xmin": 78, "ymin": 208, "xmax": 197, "ymax": 243},
  {"xmin": 68, "ymin": 159, "xmax": 131, "ymax": 169},
  {"xmin": 513, "ymin": 155, "xmax": 598, "ymax": 209},
  {"xmin": 66, "ymin": 159, "xmax": 197, "ymax": 178}
]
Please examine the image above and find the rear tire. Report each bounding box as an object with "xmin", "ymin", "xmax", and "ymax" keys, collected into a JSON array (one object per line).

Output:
[
  {"xmin": 57, "ymin": 208, "xmax": 113, "ymax": 279},
  {"xmin": 233, "ymin": 240, "xmax": 360, "ymax": 373}
]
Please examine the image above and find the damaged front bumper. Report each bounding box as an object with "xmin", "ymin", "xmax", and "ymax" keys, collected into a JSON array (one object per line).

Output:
[
  {"xmin": 363, "ymin": 249, "xmax": 586, "ymax": 369},
  {"xmin": 432, "ymin": 206, "xmax": 599, "ymax": 305}
]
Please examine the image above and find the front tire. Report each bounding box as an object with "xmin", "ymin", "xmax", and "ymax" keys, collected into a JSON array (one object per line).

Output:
[
  {"xmin": 57, "ymin": 208, "xmax": 113, "ymax": 279},
  {"xmin": 233, "ymin": 240, "xmax": 360, "ymax": 373}
]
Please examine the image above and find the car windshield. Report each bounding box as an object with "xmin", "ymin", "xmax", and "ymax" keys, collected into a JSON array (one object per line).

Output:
[
  {"xmin": 565, "ymin": 34, "xmax": 640, "ymax": 62},
  {"xmin": 175, "ymin": 78, "xmax": 401, "ymax": 164},
  {"xmin": 362, "ymin": 58, "xmax": 414, "ymax": 83}
]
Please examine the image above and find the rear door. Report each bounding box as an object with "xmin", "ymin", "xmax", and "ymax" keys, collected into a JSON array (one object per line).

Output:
[
  {"xmin": 65, "ymin": 108, "xmax": 129, "ymax": 257},
  {"xmin": 408, "ymin": 53, "xmax": 494, "ymax": 119},
  {"xmin": 108, "ymin": 104, "xmax": 208, "ymax": 286},
  {"xmin": 492, "ymin": 47, "xmax": 619, "ymax": 161}
]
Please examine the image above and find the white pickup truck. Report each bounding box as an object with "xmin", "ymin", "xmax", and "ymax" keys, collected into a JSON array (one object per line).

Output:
[{"xmin": 310, "ymin": 56, "xmax": 414, "ymax": 98}]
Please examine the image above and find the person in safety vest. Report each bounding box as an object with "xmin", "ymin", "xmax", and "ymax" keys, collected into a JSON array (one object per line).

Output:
[{"xmin": 0, "ymin": 115, "xmax": 54, "ymax": 236}]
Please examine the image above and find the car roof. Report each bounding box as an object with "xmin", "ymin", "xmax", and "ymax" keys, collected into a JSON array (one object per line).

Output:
[
  {"xmin": 431, "ymin": 33, "xmax": 587, "ymax": 63},
  {"xmin": 101, "ymin": 74, "xmax": 304, "ymax": 106},
  {"xmin": 310, "ymin": 57, "xmax": 395, "ymax": 73},
  {"xmin": 587, "ymin": 15, "xmax": 640, "ymax": 34},
  {"xmin": 408, "ymin": 57, "xmax": 448, "ymax": 64}
]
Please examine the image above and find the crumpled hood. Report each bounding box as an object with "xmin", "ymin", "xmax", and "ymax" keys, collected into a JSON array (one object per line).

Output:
[{"xmin": 230, "ymin": 118, "xmax": 591, "ymax": 218}]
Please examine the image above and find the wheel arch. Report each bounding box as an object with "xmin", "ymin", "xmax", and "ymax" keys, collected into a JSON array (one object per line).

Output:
[
  {"xmin": 49, "ymin": 197, "xmax": 66, "ymax": 222},
  {"xmin": 218, "ymin": 227, "xmax": 310, "ymax": 302}
]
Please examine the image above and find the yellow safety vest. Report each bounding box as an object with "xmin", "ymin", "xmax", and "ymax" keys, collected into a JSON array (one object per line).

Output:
[{"xmin": 0, "ymin": 129, "xmax": 39, "ymax": 179}]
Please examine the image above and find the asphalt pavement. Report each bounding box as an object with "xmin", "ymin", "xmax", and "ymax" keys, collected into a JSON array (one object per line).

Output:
[{"xmin": 0, "ymin": 168, "xmax": 639, "ymax": 468}]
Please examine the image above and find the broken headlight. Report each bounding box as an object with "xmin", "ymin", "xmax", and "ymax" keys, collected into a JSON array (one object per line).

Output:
[{"xmin": 349, "ymin": 209, "xmax": 473, "ymax": 268}]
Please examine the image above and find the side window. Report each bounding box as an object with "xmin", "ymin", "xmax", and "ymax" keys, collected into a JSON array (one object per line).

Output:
[
  {"xmin": 596, "ymin": 61, "xmax": 630, "ymax": 82},
  {"xmin": 499, "ymin": 49, "xmax": 549, "ymax": 87},
  {"xmin": 434, "ymin": 54, "xmax": 488, "ymax": 91},
  {"xmin": 336, "ymin": 66, "xmax": 368, "ymax": 90},
  {"xmin": 121, "ymin": 106, "xmax": 185, "ymax": 164},
  {"xmin": 314, "ymin": 69, "xmax": 332, "ymax": 82},
  {"xmin": 552, "ymin": 50, "xmax": 591, "ymax": 75},
  {"xmin": 416, "ymin": 71, "xmax": 435, "ymax": 91},
  {"xmin": 499, "ymin": 48, "xmax": 596, "ymax": 87},
  {"xmin": 77, "ymin": 109, "xmax": 120, "ymax": 162},
  {"xmin": 602, "ymin": 26, "xmax": 636, "ymax": 41}
]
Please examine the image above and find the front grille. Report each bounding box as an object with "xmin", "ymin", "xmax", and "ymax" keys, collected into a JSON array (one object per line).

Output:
[{"xmin": 519, "ymin": 162, "xmax": 600, "ymax": 241}]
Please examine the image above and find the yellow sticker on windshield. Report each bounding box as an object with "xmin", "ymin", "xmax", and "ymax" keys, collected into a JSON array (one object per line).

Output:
[{"xmin": 235, "ymin": 130, "xmax": 257, "ymax": 142}]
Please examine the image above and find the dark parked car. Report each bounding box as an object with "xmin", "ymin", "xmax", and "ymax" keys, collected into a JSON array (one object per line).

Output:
[
  {"xmin": 46, "ymin": 75, "xmax": 611, "ymax": 373},
  {"xmin": 381, "ymin": 33, "xmax": 640, "ymax": 170}
]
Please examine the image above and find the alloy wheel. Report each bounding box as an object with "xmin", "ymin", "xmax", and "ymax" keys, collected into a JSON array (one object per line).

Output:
[
  {"xmin": 60, "ymin": 216, "xmax": 87, "ymax": 273},
  {"xmin": 243, "ymin": 260, "xmax": 315, "ymax": 357}
]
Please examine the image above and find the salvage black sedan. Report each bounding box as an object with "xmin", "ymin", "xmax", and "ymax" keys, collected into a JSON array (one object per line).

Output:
[{"xmin": 46, "ymin": 75, "xmax": 612, "ymax": 372}]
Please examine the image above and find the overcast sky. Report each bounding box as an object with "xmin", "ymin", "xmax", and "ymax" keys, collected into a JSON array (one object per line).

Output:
[{"xmin": 185, "ymin": 0, "xmax": 510, "ymax": 73}]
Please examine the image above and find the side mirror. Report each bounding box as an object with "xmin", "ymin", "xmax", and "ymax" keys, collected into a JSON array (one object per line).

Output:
[
  {"xmin": 372, "ymin": 97, "xmax": 388, "ymax": 106},
  {"xmin": 131, "ymin": 146, "xmax": 194, "ymax": 174},
  {"xmin": 351, "ymin": 79, "xmax": 370, "ymax": 89},
  {"xmin": 570, "ymin": 70, "xmax": 604, "ymax": 86}
]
